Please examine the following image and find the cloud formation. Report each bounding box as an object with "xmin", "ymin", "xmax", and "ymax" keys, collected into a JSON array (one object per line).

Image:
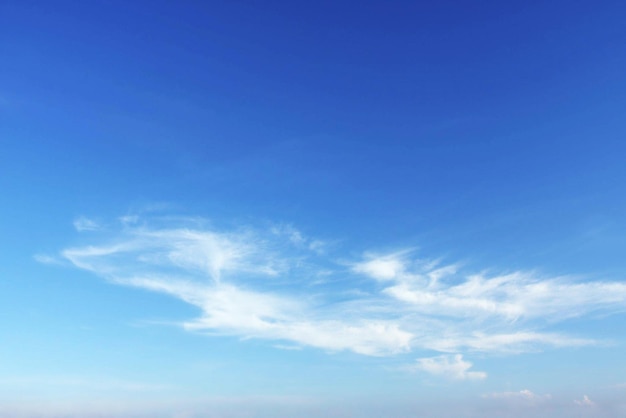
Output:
[
  {"xmin": 352, "ymin": 252, "xmax": 626, "ymax": 323},
  {"xmin": 52, "ymin": 215, "xmax": 626, "ymax": 358},
  {"xmin": 60, "ymin": 218, "xmax": 410, "ymax": 356},
  {"xmin": 412, "ymin": 354, "xmax": 486, "ymax": 380}
]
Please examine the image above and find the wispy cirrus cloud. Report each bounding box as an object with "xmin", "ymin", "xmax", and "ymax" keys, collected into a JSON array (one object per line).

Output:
[
  {"xmin": 416, "ymin": 331, "xmax": 594, "ymax": 354},
  {"xmin": 60, "ymin": 218, "xmax": 411, "ymax": 356},
  {"xmin": 55, "ymin": 215, "xmax": 626, "ymax": 359},
  {"xmin": 73, "ymin": 216, "xmax": 101, "ymax": 232},
  {"xmin": 352, "ymin": 252, "xmax": 626, "ymax": 323}
]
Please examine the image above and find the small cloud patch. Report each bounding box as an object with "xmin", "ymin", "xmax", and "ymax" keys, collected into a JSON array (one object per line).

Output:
[
  {"xmin": 574, "ymin": 395, "xmax": 595, "ymax": 406},
  {"xmin": 411, "ymin": 354, "xmax": 486, "ymax": 380}
]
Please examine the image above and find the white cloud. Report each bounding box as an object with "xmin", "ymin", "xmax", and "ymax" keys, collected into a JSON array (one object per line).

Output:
[
  {"xmin": 351, "ymin": 251, "xmax": 409, "ymax": 281},
  {"xmin": 270, "ymin": 224, "xmax": 328, "ymax": 254},
  {"xmin": 422, "ymin": 331, "xmax": 594, "ymax": 354},
  {"xmin": 55, "ymin": 215, "xmax": 626, "ymax": 358},
  {"xmin": 61, "ymin": 220, "xmax": 411, "ymax": 356},
  {"xmin": 73, "ymin": 216, "xmax": 100, "ymax": 232},
  {"xmin": 110, "ymin": 276, "xmax": 411, "ymax": 356},
  {"xmin": 575, "ymin": 395, "xmax": 595, "ymax": 406},
  {"xmin": 411, "ymin": 354, "xmax": 486, "ymax": 380},
  {"xmin": 271, "ymin": 224, "xmax": 305, "ymax": 245},
  {"xmin": 353, "ymin": 253, "xmax": 626, "ymax": 326}
]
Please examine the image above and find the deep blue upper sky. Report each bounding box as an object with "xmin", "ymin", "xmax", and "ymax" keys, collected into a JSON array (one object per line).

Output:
[{"xmin": 4, "ymin": 1, "xmax": 625, "ymax": 270}]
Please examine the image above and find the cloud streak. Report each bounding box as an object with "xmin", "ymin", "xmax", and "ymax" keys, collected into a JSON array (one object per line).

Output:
[
  {"xmin": 483, "ymin": 389, "xmax": 552, "ymax": 402},
  {"xmin": 73, "ymin": 216, "xmax": 101, "ymax": 232},
  {"xmin": 56, "ymin": 215, "xmax": 626, "ymax": 358}
]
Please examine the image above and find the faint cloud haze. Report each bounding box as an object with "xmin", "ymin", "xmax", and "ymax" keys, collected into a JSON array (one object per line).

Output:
[
  {"xmin": 73, "ymin": 216, "xmax": 101, "ymax": 232},
  {"xmin": 575, "ymin": 395, "xmax": 595, "ymax": 406}
]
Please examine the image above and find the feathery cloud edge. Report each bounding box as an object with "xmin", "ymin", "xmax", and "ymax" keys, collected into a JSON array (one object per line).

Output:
[{"xmin": 45, "ymin": 215, "xmax": 626, "ymax": 359}]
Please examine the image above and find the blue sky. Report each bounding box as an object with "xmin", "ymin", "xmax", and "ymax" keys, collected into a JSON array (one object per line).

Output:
[{"xmin": 2, "ymin": 0, "xmax": 626, "ymax": 416}]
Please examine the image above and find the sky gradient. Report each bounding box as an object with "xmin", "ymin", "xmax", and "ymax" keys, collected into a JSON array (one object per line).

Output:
[{"xmin": 2, "ymin": 0, "xmax": 626, "ymax": 416}]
